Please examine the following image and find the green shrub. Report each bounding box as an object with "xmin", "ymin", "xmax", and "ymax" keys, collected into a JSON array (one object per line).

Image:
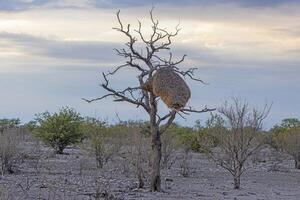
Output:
[{"xmin": 32, "ymin": 107, "xmax": 84, "ymax": 154}]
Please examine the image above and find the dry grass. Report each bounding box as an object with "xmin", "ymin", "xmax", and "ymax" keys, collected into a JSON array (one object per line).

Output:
[{"xmin": 0, "ymin": 128, "xmax": 22, "ymax": 175}]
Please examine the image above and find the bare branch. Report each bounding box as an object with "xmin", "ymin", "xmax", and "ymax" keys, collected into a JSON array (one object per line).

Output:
[
  {"xmin": 174, "ymin": 67, "xmax": 208, "ymax": 84},
  {"xmin": 82, "ymin": 94, "xmax": 113, "ymax": 103},
  {"xmin": 160, "ymin": 111, "xmax": 177, "ymax": 134},
  {"xmin": 181, "ymin": 106, "xmax": 216, "ymax": 114}
]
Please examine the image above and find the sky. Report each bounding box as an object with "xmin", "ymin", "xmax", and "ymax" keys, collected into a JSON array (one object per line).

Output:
[{"xmin": 0, "ymin": 0, "xmax": 300, "ymax": 129}]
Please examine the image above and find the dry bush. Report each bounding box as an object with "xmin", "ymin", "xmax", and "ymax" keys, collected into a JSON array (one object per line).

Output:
[
  {"xmin": 121, "ymin": 123, "xmax": 151, "ymax": 188},
  {"xmin": 271, "ymin": 118, "xmax": 300, "ymax": 169},
  {"xmin": 179, "ymin": 148, "xmax": 192, "ymax": 177},
  {"xmin": 26, "ymin": 141, "xmax": 44, "ymax": 175},
  {"xmin": 82, "ymin": 119, "xmax": 124, "ymax": 169},
  {"xmin": 274, "ymin": 129, "xmax": 300, "ymax": 169},
  {"xmin": 0, "ymin": 185, "xmax": 10, "ymax": 200},
  {"xmin": 205, "ymin": 98, "xmax": 271, "ymax": 189},
  {"xmin": 161, "ymin": 129, "xmax": 178, "ymax": 169},
  {"xmin": 162, "ymin": 124, "xmax": 196, "ymax": 177},
  {"xmin": 144, "ymin": 67, "xmax": 191, "ymax": 110},
  {"xmin": 0, "ymin": 128, "xmax": 22, "ymax": 175}
]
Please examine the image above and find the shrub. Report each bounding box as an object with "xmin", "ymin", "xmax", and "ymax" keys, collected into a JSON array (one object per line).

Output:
[
  {"xmin": 161, "ymin": 127, "xmax": 178, "ymax": 169},
  {"xmin": 32, "ymin": 107, "xmax": 84, "ymax": 154},
  {"xmin": 163, "ymin": 124, "xmax": 195, "ymax": 177},
  {"xmin": 271, "ymin": 118, "xmax": 300, "ymax": 169},
  {"xmin": 82, "ymin": 118, "xmax": 123, "ymax": 168},
  {"xmin": 125, "ymin": 123, "xmax": 150, "ymax": 188}
]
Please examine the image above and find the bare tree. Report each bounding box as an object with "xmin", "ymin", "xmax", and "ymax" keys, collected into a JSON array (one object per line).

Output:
[
  {"xmin": 84, "ymin": 9, "xmax": 214, "ymax": 191},
  {"xmin": 205, "ymin": 98, "xmax": 271, "ymax": 189}
]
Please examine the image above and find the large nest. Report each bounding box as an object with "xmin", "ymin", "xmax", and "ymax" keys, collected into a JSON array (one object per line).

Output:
[{"xmin": 144, "ymin": 67, "xmax": 191, "ymax": 110}]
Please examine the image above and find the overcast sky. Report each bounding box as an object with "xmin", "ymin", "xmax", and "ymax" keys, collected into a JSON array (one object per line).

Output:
[{"xmin": 0, "ymin": 0, "xmax": 299, "ymax": 128}]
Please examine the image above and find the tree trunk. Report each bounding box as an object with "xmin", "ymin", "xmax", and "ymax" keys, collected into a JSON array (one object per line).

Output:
[
  {"xmin": 233, "ymin": 167, "xmax": 242, "ymax": 189},
  {"xmin": 137, "ymin": 143, "xmax": 144, "ymax": 188},
  {"xmin": 137, "ymin": 165, "xmax": 145, "ymax": 188},
  {"xmin": 150, "ymin": 129, "xmax": 162, "ymax": 192},
  {"xmin": 56, "ymin": 149, "xmax": 64, "ymax": 154},
  {"xmin": 55, "ymin": 144, "xmax": 65, "ymax": 154},
  {"xmin": 161, "ymin": 144, "xmax": 167, "ymax": 169},
  {"xmin": 96, "ymin": 156, "xmax": 103, "ymax": 169},
  {"xmin": 233, "ymin": 175, "xmax": 240, "ymax": 189},
  {"xmin": 1, "ymin": 160, "xmax": 14, "ymax": 175},
  {"xmin": 181, "ymin": 147, "xmax": 189, "ymax": 177},
  {"xmin": 295, "ymin": 155, "xmax": 300, "ymax": 169}
]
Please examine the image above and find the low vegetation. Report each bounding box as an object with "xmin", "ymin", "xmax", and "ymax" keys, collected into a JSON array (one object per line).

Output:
[
  {"xmin": 271, "ymin": 118, "xmax": 300, "ymax": 169},
  {"xmin": 82, "ymin": 117, "xmax": 124, "ymax": 169},
  {"xmin": 1, "ymin": 101, "xmax": 300, "ymax": 198}
]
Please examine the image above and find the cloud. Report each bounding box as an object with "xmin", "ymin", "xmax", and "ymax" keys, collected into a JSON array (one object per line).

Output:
[
  {"xmin": 1, "ymin": 0, "xmax": 299, "ymax": 11},
  {"xmin": 0, "ymin": 32, "xmax": 121, "ymax": 62},
  {"xmin": 272, "ymin": 27, "xmax": 300, "ymax": 38},
  {"xmin": 1, "ymin": 1, "xmax": 299, "ymax": 63},
  {"xmin": 0, "ymin": 0, "xmax": 49, "ymax": 11},
  {"xmin": 1, "ymin": 30, "xmax": 299, "ymax": 74},
  {"xmin": 60, "ymin": 0, "xmax": 300, "ymax": 9},
  {"xmin": 0, "ymin": 0, "xmax": 299, "ymax": 128}
]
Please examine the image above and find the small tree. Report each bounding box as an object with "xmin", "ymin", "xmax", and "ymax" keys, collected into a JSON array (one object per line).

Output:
[
  {"xmin": 271, "ymin": 118, "xmax": 300, "ymax": 169},
  {"xmin": 205, "ymin": 98, "xmax": 271, "ymax": 189},
  {"xmin": 32, "ymin": 107, "xmax": 84, "ymax": 154},
  {"xmin": 84, "ymin": 9, "xmax": 214, "ymax": 191}
]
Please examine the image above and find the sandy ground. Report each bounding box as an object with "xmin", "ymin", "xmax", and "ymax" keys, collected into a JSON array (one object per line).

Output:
[{"xmin": 0, "ymin": 139, "xmax": 300, "ymax": 200}]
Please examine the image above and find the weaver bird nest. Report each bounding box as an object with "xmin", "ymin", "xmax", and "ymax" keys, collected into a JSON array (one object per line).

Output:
[{"xmin": 144, "ymin": 67, "xmax": 191, "ymax": 110}]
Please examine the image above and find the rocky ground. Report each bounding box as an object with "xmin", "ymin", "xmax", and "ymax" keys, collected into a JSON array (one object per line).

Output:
[{"xmin": 0, "ymin": 137, "xmax": 300, "ymax": 200}]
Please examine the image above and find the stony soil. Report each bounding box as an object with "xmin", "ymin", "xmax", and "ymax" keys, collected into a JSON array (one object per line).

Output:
[{"xmin": 1, "ymin": 138, "xmax": 300, "ymax": 200}]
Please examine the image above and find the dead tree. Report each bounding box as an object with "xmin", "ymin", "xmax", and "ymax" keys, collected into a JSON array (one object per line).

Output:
[
  {"xmin": 206, "ymin": 98, "xmax": 271, "ymax": 189},
  {"xmin": 84, "ymin": 9, "xmax": 214, "ymax": 191}
]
